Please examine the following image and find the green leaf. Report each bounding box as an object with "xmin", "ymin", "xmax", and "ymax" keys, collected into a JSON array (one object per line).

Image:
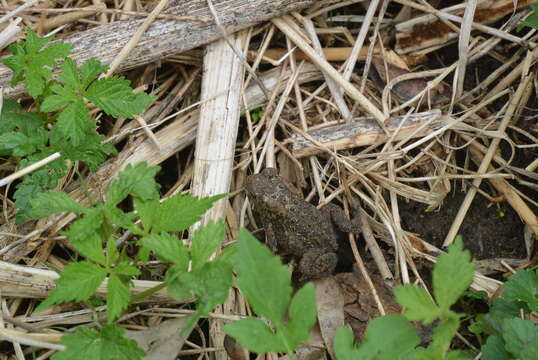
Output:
[
  {"xmin": 0, "ymin": 132, "xmax": 30, "ymax": 155},
  {"xmin": 107, "ymin": 274, "xmax": 131, "ymax": 323},
  {"xmin": 165, "ymin": 267, "xmax": 194, "ymax": 302},
  {"xmin": 36, "ymin": 262, "xmax": 107, "ymax": 311},
  {"xmin": 113, "ymin": 263, "xmax": 140, "ymax": 277},
  {"xmin": 334, "ymin": 326, "xmax": 361, "ymax": 360},
  {"xmin": 182, "ymin": 260, "xmax": 233, "ymax": 332},
  {"xmin": 139, "ymin": 233, "xmax": 189, "ymax": 268},
  {"xmin": 59, "ymin": 58, "xmax": 81, "ymax": 90},
  {"xmin": 85, "ymin": 76, "xmax": 155, "ymax": 118},
  {"xmin": 285, "ymin": 282, "xmax": 317, "ymax": 349},
  {"xmin": 502, "ymin": 317, "xmax": 538, "ymax": 357},
  {"xmin": 190, "ymin": 221, "xmax": 226, "ymax": 270},
  {"xmin": 235, "ymin": 229, "xmax": 291, "ymax": 323},
  {"xmin": 106, "ymin": 163, "xmax": 160, "ymax": 206},
  {"xmin": 52, "ymin": 324, "xmax": 145, "ymax": 360},
  {"xmin": 520, "ymin": 4, "xmax": 538, "ymax": 30},
  {"xmin": 433, "ymin": 236, "xmax": 475, "ymax": 312},
  {"xmin": 133, "ymin": 198, "xmax": 159, "ymax": 233},
  {"xmin": 41, "ymin": 94, "xmax": 70, "ymax": 112},
  {"xmin": 481, "ymin": 335, "xmax": 510, "ymax": 360},
  {"xmin": 354, "ymin": 314, "xmax": 420, "ymax": 360},
  {"xmin": 102, "ymin": 207, "xmax": 141, "ymax": 234},
  {"xmin": 28, "ymin": 191, "xmax": 87, "ymax": 219},
  {"xmin": 223, "ymin": 318, "xmax": 286, "ymax": 353},
  {"xmin": 81, "ymin": 59, "xmax": 108, "ymax": 88},
  {"xmin": 1, "ymin": 28, "xmax": 71, "ymax": 98},
  {"xmin": 502, "ymin": 268, "xmax": 538, "ymax": 311},
  {"xmin": 429, "ymin": 318, "xmax": 460, "ymax": 355},
  {"xmin": 56, "ymin": 99, "xmax": 91, "ymax": 146},
  {"xmin": 152, "ymin": 193, "xmax": 226, "ymax": 233},
  {"xmin": 61, "ymin": 208, "xmax": 105, "ymax": 265},
  {"xmin": 395, "ymin": 284, "xmax": 440, "ymax": 324}
]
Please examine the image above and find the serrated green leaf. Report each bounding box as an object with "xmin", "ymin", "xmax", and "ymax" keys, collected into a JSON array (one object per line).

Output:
[
  {"xmin": 285, "ymin": 282, "xmax": 317, "ymax": 349},
  {"xmin": 85, "ymin": 76, "xmax": 155, "ymax": 118},
  {"xmin": 191, "ymin": 221, "xmax": 226, "ymax": 270},
  {"xmin": 502, "ymin": 268, "xmax": 538, "ymax": 311},
  {"xmin": 52, "ymin": 324, "xmax": 145, "ymax": 360},
  {"xmin": 152, "ymin": 193, "xmax": 226, "ymax": 233},
  {"xmin": 81, "ymin": 58, "xmax": 108, "ymax": 88},
  {"xmin": 102, "ymin": 207, "xmax": 141, "ymax": 234},
  {"xmin": 502, "ymin": 317, "xmax": 538, "ymax": 357},
  {"xmin": 58, "ymin": 58, "xmax": 81, "ymax": 90},
  {"xmin": 133, "ymin": 198, "xmax": 159, "ymax": 233},
  {"xmin": 223, "ymin": 318, "xmax": 286, "ymax": 353},
  {"xmin": 28, "ymin": 191, "xmax": 87, "ymax": 219},
  {"xmin": 0, "ymin": 132, "xmax": 29, "ymax": 155},
  {"xmin": 395, "ymin": 284, "xmax": 440, "ymax": 324},
  {"xmin": 106, "ymin": 238, "xmax": 120, "ymax": 266},
  {"xmin": 139, "ymin": 233, "xmax": 189, "ymax": 268},
  {"xmin": 41, "ymin": 94, "xmax": 70, "ymax": 112},
  {"xmin": 334, "ymin": 326, "xmax": 360, "ymax": 360},
  {"xmin": 61, "ymin": 208, "xmax": 105, "ymax": 264},
  {"xmin": 430, "ymin": 318, "xmax": 460, "ymax": 355},
  {"xmin": 107, "ymin": 274, "xmax": 131, "ymax": 323},
  {"xmin": 36, "ymin": 262, "xmax": 107, "ymax": 311},
  {"xmin": 113, "ymin": 263, "xmax": 140, "ymax": 277},
  {"xmin": 182, "ymin": 260, "xmax": 233, "ymax": 332},
  {"xmin": 106, "ymin": 163, "xmax": 160, "ymax": 206},
  {"xmin": 1, "ymin": 29, "xmax": 71, "ymax": 98},
  {"xmin": 165, "ymin": 267, "xmax": 194, "ymax": 302},
  {"xmin": 235, "ymin": 229, "xmax": 291, "ymax": 324},
  {"xmin": 481, "ymin": 335, "xmax": 510, "ymax": 360},
  {"xmin": 433, "ymin": 236, "xmax": 475, "ymax": 312},
  {"xmin": 356, "ymin": 314, "xmax": 420, "ymax": 360},
  {"xmin": 25, "ymin": 28, "xmax": 52, "ymax": 53},
  {"xmin": 56, "ymin": 99, "xmax": 91, "ymax": 146}
]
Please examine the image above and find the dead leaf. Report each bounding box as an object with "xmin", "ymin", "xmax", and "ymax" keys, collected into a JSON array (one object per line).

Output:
[
  {"xmin": 126, "ymin": 317, "xmax": 191, "ymax": 360},
  {"xmin": 315, "ymin": 277, "xmax": 345, "ymax": 359},
  {"xmin": 371, "ymin": 53, "xmax": 449, "ymax": 104}
]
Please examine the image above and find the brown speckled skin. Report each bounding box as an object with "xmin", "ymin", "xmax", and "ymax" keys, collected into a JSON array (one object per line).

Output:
[{"xmin": 246, "ymin": 168, "xmax": 359, "ymax": 280}]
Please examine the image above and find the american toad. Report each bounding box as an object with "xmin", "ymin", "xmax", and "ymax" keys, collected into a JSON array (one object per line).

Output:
[{"xmin": 245, "ymin": 168, "xmax": 361, "ymax": 280}]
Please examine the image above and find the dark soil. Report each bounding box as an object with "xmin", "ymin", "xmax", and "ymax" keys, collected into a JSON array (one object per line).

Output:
[{"xmin": 399, "ymin": 187, "xmax": 528, "ymax": 260}]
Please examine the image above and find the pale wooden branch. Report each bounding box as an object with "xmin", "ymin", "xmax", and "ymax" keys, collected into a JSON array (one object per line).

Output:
[
  {"xmin": 0, "ymin": 0, "xmax": 318, "ymax": 97},
  {"xmin": 191, "ymin": 33, "xmax": 247, "ymax": 227},
  {"xmin": 0, "ymin": 260, "xmax": 171, "ymax": 302}
]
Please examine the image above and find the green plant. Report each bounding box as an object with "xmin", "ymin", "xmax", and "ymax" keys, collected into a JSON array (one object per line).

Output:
[
  {"xmin": 520, "ymin": 4, "xmax": 538, "ymax": 30},
  {"xmin": 334, "ymin": 237, "xmax": 475, "ymax": 359},
  {"xmin": 30, "ymin": 162, "xmax": 229, "ymax": 359},
  {"xmin": 0, "ymin": 28, "xmax": 154, "ymax": 223},
  {"xmin": 223, "ymin": 229, "xmax": 318, "ymax": 360},
  {"xmin": 470, "ymin": 267, "xmax": 538, "ymax": 359}
]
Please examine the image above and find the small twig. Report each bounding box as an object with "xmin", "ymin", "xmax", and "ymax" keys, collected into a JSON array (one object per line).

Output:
[
  {"xmin": 0, "ymin": 152, "xmax": 62, "ymax": 188},
  {"xmin": 0, "ymin": 0, "xmax": 40, "ymax": 24}
]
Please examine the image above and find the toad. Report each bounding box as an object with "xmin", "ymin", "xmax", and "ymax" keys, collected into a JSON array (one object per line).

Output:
[{"xmin": 246, "ymin": 168, "xmax": 361, "ymax": 280}]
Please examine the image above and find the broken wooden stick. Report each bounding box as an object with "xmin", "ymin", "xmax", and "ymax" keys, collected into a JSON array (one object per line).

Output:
[{"xmin": 290, "ymin": 110, "xmax": 444, "ymax": 157}]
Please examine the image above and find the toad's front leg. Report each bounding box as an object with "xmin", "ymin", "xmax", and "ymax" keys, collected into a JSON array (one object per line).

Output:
[
  {"xmin": 322, "ymin": 203, "xmax": 361, "ymax": 234},
  {"xmin": 298, "ymin": 248, "xmax": 338, "ymax": 280}
]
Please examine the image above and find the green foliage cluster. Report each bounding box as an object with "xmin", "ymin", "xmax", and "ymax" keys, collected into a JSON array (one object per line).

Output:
[
  {"xmin": 223, "ymin": 230, "xmax": 317, "ymax": 357},
  {"xmin": 0, "ymin": 29, "xmax": 154, "ymax": 223},
  {"xmin": 471, "ymin": 267, "xmax": 538, "ymax": 359},
  {"xmin": 332, "ymin": 237, "xmax": 475, "ymax": 360},
  {"xmin": 31, "ymin": 163, "xmax": 228, "ymax": 359}
]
